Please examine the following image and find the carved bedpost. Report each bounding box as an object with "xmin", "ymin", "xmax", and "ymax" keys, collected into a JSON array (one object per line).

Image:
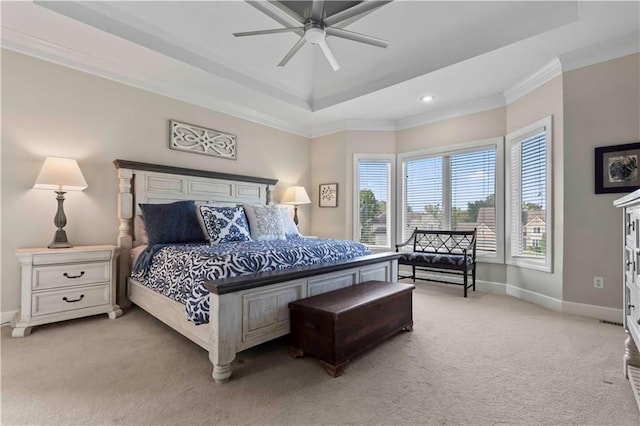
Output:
[
  {"xmin": 209, "ymin": 292, "xmax": 238, "ymax": 383},
  {"xmin": 266, "ymin": 184, "xmax": 275, "ymax": 205},
  {"xmin": 117, "ymin": 167, "xmax": 134, "ymax": 308}
]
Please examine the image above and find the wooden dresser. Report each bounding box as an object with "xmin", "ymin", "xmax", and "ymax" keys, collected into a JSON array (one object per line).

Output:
[{"xmin": 614, "ymin": 190, "xmax": 640, "ymax": 407}]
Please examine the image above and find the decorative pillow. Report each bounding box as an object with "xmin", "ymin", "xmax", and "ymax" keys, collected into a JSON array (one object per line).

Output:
[
  {"xmin": 198, "ymin": 205, "xmax": 251, "ymax": 245},
  {"xmin": 279, "ymin": 207, "xmax": 300, "ymax": 237},
  {"xmin": 139, "ymin": 200, "xmax": 206, "ymax": 245},
  {"xmin": 243, "ymin": 203, "xmax": 286, "ymax": 241}
]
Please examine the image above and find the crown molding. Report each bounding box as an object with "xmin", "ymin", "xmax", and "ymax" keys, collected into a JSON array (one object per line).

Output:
[
  {"xmin": 503, "ymin": 58, "xmax": 562, "ymax": 105},
  {"xmin": 559, "ymin": 31, "xmax": 640, "ymax": 73},
  {"xmin": 310, "ymin": 119, "xmax": 397, "ymax": 138},
  {"xmin": 4, "ymin": 14, "xmax": 637, "ymax": 142},
  {"xmin": 395, "ymin": 94, "xmax": 506, "ymax": 131},
  {"xmin": 1, "ymin": 27, "xmax": 312, "ymax": 138},
  {"xmin": 35, "ymin": 0, "xmax": 311, "ymax": 111}
]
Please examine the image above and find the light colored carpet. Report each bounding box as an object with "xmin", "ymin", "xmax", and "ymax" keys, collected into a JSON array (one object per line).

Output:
[{"xmin": 2, "ymin": 282, "xmax": 639, "ymax": 425}]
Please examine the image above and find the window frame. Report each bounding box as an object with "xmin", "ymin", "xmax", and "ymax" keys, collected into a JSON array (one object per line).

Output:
[
  {"xmin": 396, "ymin": 137, "xmax": 505, "ymax": 264},
  {"xmin": 353, "ymin": 153, "xmax": 396, "ymax": 251},
  {"xmin": 505, "ymin": 116, "xmax": 553, "ymax": 272}
]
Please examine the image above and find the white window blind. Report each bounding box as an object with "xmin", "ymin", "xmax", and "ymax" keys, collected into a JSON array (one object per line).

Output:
[
  {"xmin": 403, "ymin": 157, "xmax": 443, "ymax": 241},
  {"xmin": 357, "ymin": 161, "xmax": 391, "ymax": 247},
  {"xmin": 401, "ymin": 142, "xmax": 500, "ymax": 259},
  {"xmin": 506, "ymin": 115, "xmax": 552, "ymax": 271},
  {"xmin": 451, "ymin": 149, "xmax": 496, "ymax": 254},
  {"xmin": 510, "ymin": 130, "xmax": 547, "ymax": 258}
]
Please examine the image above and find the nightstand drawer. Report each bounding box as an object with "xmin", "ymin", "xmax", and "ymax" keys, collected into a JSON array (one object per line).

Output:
[
  {"xmin": 32, "ymin": 262, "xmax": 110, "ymax": 290},
  {"xmin": 32, "ymin": 249, "xmax": 112, "ymax": 265},
  {"xmin": 31, "ymin": 284, "xmax": 110, "ymax": 317}
]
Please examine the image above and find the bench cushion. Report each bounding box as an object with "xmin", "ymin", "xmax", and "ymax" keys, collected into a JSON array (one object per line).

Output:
[{"xmin": 398, "ymin": 252, "xmax": 473, "ymax": 268}]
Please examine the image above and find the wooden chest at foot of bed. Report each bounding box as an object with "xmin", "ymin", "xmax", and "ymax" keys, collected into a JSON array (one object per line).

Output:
[{"xmin": 287, "ymin": 281, "xmax": 415, "ymax": 377}]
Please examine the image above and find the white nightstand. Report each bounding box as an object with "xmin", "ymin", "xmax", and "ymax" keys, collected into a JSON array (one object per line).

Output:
[{"xmin": 11, "ymin": 245, "xmax": 122, "ymax": 337}]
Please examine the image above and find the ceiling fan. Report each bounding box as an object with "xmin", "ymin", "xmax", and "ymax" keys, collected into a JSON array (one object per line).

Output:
[{"xmin": 233, "ymin": 1, "xmax": 393, "ymax": 71}]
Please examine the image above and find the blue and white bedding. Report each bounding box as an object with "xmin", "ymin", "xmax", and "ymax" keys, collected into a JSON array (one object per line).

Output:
[{"xmin": 131, "ymin": 237, "xmax": 372, "ymax": 325}]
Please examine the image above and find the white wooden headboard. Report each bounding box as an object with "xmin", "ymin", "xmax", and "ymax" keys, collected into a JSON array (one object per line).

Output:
[{"xmin": 114, "ymin": 159, "xmax": 278, "ymax": 306}]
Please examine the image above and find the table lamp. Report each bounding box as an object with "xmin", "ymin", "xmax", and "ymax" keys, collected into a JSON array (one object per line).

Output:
[
  {"xmin": 281, "ymin": 186, "xmax": 311, "ymax": 225},
  {"xmin": 33, "ymin": 157, "xmax": 88, "ymax": 248}
]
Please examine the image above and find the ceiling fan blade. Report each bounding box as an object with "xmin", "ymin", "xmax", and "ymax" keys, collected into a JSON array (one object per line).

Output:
[
  {"xmin": 278, "ymin": 37, "xmax": 307, "ymax": 67},
  {"xmin": 310, "ymin": 0, "xmax": 325, "ymax": 22},
  {"xmin": 319, "ymin": 39, "xmax": 340, "ymax": 71},
  {"xmin": 323, "ymin": 0, "xmax": 393, "ymax": 27},
  {"xmin": 325, "ymin": 27, "xmax": 389, "ymax": 48},
  {"xmin": 246, "ymin": 1, "xmax": 304, "ymax": 28},
  {"xmin": 234, "ymin": 27, "xmax": 303, "ymax": 37}
]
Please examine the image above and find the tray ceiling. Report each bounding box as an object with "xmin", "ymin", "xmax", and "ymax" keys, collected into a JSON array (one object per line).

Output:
[{"xmin": 1, "ymin": 1, "xmax": 639, "ymax": 136}]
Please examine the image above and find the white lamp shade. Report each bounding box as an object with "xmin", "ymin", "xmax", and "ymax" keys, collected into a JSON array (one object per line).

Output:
[
  {"xmin": 33, "ymin": 157, "xmax": 88, "ymax": 191},
  {"xmin": 281, "ymin": 186, "xmax": 311, "ymax": 205}
]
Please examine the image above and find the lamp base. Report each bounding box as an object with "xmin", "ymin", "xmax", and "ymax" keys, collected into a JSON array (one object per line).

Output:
[{"xmin": 48, "ymin": 230, "xmax": 72, "ymax": 249}]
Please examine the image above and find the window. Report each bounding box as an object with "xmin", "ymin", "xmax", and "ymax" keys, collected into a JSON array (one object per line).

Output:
[
  {"xmin": 398, "ymin": 138, "xmax": 504, "ymax": 262},
  {"xmin": 506, "ymin": 116, "xmax": 552, "ymax": 271},
  {"xmin": 354, "ymin": 154, "xmax": 395, "ymax": 250}
]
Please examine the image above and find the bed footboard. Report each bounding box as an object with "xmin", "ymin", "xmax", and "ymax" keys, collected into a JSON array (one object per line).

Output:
[{"xmin": 206, "ymin": 253, "xmax": 399, "ymax": 383}]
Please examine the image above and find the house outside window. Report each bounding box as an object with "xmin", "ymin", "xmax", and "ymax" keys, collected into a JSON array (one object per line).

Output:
[
  {"xmin": 506, "ymin": 116, "xmax": 553, "ymax": 271},
  {"xmin": 397, "ymin": 137, "xmax": 504, "ymax": 263}
]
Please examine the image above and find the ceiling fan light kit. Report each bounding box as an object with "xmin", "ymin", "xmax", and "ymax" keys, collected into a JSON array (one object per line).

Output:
[
  {"xmin": 304, "ymin": 23, "xmax": 325, "ymax": 44},
  {"xmin": 233, "ymin": 0, "xmax": 393, "ymax": 71}
]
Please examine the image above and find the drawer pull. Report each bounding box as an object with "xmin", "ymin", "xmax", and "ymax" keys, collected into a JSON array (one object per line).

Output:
[
  {"xmin": 63, "ymin": 271, "xmax": 85, "ymax": 279},
  {"xmin": 62, "ymin": 294, "xmax": 85, "ymax": 303},
  {"xmin": 629, "ymin": 304, "xmax": 635, "ymax": 309}
]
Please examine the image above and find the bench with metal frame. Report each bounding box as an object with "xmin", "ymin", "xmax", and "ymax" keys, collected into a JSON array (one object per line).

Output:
[{"xmin": 395, "ymin": 228, "xmax": 477, "ymax": 297}]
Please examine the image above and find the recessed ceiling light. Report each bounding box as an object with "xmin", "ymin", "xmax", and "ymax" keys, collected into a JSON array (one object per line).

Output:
[{"xmin": 421, "ymin": 95, "xmax": 435, "ymax": 103}]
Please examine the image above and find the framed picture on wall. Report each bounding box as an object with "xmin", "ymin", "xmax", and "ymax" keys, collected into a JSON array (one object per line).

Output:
[
  {"xmin": 319, "ymin": 183, "xmax": 338, "ymax": 207},
  {"xmin": 595, "ymin": 142, "xmax": 640, "ymax": 194}
]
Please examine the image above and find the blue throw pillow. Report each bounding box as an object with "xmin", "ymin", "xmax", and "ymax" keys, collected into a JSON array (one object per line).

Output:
[
  {"xmin": 199, "ymin": 205, "xmax": 251, "ymax": 245},
  {"xmin": 139, "ymin": 200, "xmax": 206, "ymax": 245}
]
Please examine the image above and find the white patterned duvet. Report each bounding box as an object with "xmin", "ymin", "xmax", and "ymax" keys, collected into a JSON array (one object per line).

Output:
[{"xmin": 131, "ymin": 237, "xmax": 372, "ymax": 325}]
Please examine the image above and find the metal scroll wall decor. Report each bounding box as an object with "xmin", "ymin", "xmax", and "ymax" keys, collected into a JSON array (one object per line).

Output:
[{"xmin": 170, "ymin": 120, "xmax": 237, "ymax": 160}]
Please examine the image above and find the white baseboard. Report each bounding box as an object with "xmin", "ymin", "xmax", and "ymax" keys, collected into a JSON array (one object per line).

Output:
[
  {"xmin": 506, "ymin": 285, "xmax": 563, "ymax": 312},
  {"xmin": 1, "ymin": 310, "xmax": 17, "ymax": 325},
  {"xmin": 477, "ymin": 280, "xmax": 506, "ymax": 295},
  {"xmin": 562, "ymin": 300, "xmax": 623, "ymax": 324}
]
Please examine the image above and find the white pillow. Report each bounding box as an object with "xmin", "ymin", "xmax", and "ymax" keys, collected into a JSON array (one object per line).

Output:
[
  {"xmin": 243, "ymin": 204, "xmax": 286, "ymax": 241},
  {"xmin": 279, "ymin": 207, "xmax": 300, "ymax": 237}
]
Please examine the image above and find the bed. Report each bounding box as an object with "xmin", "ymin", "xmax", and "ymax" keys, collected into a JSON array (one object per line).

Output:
[{"xmin": 114, "ymin": 160, "xmax": 399, "ymax": 383}]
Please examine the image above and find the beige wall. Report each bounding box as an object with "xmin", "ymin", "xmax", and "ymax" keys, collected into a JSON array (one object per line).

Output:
[
  {"xmin": 396, "ymin": 107, "xmax": 507, "ymax": 153},
  {"xmin": 396, "ymin": 107, "xmax": 508, "ymax": 284},
  {"xmin": 1, "ymin": 50, "xmax": 311, "ymax": 315},
  {"xmin": 310, "ymin": 132, "xmax": 347, "ymax": 239},
  {"xmin": 310, "ymin": 130, "xmax": 395, "ymax": 240},
  {"xmin": 563, "ymin": 54, "xmax": 640, "ymax": 308},
  {"xmin": 3, "ymin": 47, "xmax": 638, "ymax": 318},
  {"xmin": 505, "ymin": 75, "xmax": 565, "ymax": 300}
]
